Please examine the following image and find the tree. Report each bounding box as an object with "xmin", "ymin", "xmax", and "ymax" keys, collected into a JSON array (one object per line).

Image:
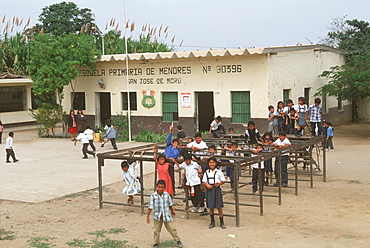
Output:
[
  {"xmin": 28, "ymin": 33, "xmax": 100, "ymax": 133},
  {"xmin": 0, "ymin": 33, "xmax": 30, "ymax": 75},
  {"xmin": 318, "ymin": 18, "xmax": 370, "ymax": 120},
  {"xmin": 34, "ymin": 1, "xmax": 96, "ymax": 36}
]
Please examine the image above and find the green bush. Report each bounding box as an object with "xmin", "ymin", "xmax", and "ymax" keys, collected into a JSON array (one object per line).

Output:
[{"xmin": 135, "ymin": 123, "xmax": 167, "ymax": 143}]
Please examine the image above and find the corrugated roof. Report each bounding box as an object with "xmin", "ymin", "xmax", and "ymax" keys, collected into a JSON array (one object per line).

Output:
[{"xmin": 98, "ymin": 44, "xmax": 342, "ymax": 62}]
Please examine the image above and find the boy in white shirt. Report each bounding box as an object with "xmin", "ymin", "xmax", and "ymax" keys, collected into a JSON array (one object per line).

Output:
[
  {"xmin": 176, "ymin": 154, "xmax": 205, "ymax": 213},
  {"xmin": 187, "ymin": 132, "xmax": 208, "ymax": 157},
  {"xmin": 5, "ymin": 132, "xmax": 19, "ymax": 163},
  {"xmin": 74, "ymin": 130, "xmax": 96, "ymax": 159},
  {"xmin": 273, "ymin": 132, "xmax": 291, "ymax": 187},
  {"xmin": 209, "ymin": 116, "xmax": 226, "ymax": 138},
  {"xmin": 83, "ymin": 126, "xmax": 96, "ymax": 151}
]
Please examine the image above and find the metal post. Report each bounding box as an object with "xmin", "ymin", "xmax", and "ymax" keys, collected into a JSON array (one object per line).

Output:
[
  {"xmin": 234, "ymin": 162, "xmax": 240, "ymax": 227},
  {"xmin": 310, "ymin": 145, "xmax": 313, "ymax": 188},
  {"xmin": 185, "ymin": 187, "xmax": 190, "ymax": 219},
  {"xmin": 278, "ymin": 156, "xmax": 282, "ymax": 205},
  {"xmin": 140, "ymin": 160, "xmax": 144, "ymax": 215},
  {"xmin": 258, "ymin": 161, "xmax": 263, "ymax": 216},
  {"xmin": 98, "ymin": 157, "xmax": 104, "ymax": 209},
  {"xmin": 295, "ymin": 151, "xmax": 298, "ymax": 196}
]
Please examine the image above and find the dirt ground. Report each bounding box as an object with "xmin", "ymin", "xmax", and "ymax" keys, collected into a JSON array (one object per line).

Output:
[{"xmin": 1, "ymin": 122, "xmax": 370, "ymax": 248}]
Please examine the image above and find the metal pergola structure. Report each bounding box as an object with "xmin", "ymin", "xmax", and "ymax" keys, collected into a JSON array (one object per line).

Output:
[{"xmin": 96, "ymin": 135, "xmax": 326, "ymax": 227}]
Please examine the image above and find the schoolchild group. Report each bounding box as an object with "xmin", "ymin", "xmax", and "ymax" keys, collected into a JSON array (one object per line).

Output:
[
  {"xmin": 68, "ymin": 110, "xmax": 118, "ymax": 159},
  {"xmin": 119, "ymin": 97, "xmax": 335, "ymax": 247}
]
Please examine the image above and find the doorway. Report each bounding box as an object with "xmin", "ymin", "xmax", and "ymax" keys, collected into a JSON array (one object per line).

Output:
[
  {"xmin": 195, "ymin": 92, "xmax": 214, "ymax": 132},
  {"xmin": 99, "ymin": 92, "xmax": 111, "ymax": 125}
]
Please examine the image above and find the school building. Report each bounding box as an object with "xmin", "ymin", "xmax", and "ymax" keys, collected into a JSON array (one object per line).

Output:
[
  {"xmin": 60, "ymin": 44, "xmax": 353, "ymax": 135},
  {"xmin": 2, "ymin": 44, "xmax": 365, "ymax": 133}
]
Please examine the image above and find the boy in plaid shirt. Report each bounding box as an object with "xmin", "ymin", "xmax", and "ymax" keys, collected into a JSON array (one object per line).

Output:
[
  {"xmin": 147, "ymin": 180, "xmax": 183, "ymax": 248},
  {"xmin": 307, "ymin": 98, "xmax": 323, "ymax": 136}
]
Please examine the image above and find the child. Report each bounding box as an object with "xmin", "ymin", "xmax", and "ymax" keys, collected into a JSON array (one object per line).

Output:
[
  {"xmin": 296, "ymin": 97, "xmax": 308, "ymax": 136},
  {"xmin": 306, "ymin": 98, "xmax": 323, "ymax": 136},
  {"xmin": 202, "ymin": 157, "xmax": 226, "ymax": 229},
  {"xmin": 273, "ymin": 132, "xmax": 291, "ymax": 187},
  {"xmin": 121, "ymin": 158, "xmax": 141, "ymax": 205},
  {"xmin": 147, "ymin": 180, "xmax": 183, "ymax": 248},
  {"xmin": 83, "ymin": 126, "xmax": 96, "ymax": 151},
  {"xmin": 286, "ymin": 108, "xmax": 299, "ymax": 134},
  {"xmin": 74, "ymin": 130, "xmax": 96, "ymax": 159},
  {"xmin": 244, "ymin": 121, "xmax": 263, "ymax": 144},
  {"xmin": 276, "ymin": 101, "xmax": 286, "ymax": 132},
  {"xmin": 250, "ymin": 144, "xmax": 265, "ymax": 194},
  {"xmin": 209, "ymin": 115, "xmax": 226, "ymax": 138},
  {"xmin": 261, "ymin": 132, "xmax": 274, "ymax": 185},
  {"xmin": 101, "ymin": 123, "xmax": 118, "ymax": 149},
  {"xmin": 5, "ymin": 132, "xmax": 19, "ymax": 163},
  {"xmin": 187, "ymin": 132, "xmax": 208, "ymax": 157},
  {"xmin": 176, "ymin": 125, "xmax": 186, "ymax": 141},
  {"xmin": 267, "ymin": 105, "xmax": 278, "ymax": 135},
  {"xmin": 224, "ymin": 142, "xmax": 242, "ymax": 189},
  {"xmin": 323, "ymin": 122, "xmax": 334, "ymax": 151},
  {"xmin": 0, "ymin": 120, "xmax": 4, "ymax": 144},
  {"xmin": 153, "ymin": 149, "xmax": 174, "ymax": 195},
  {"xmin": 176, "ymin": 153, "xmax": 205, "ymax": 213},
  {"xmin": 164, "ymin": 125, "xmax": 181, "ymax": 194}
]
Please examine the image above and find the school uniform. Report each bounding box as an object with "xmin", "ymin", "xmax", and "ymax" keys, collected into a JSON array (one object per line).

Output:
[
  {"xmin": 210, "ymin": 120, "xmax": 226, "ymax": 138},
  {"xmin": 83, "ymin": 128, "xmax": 96, "ymax": 151},
  {"xmin": 273, "ymin": 137, "xmax": 291, "ymax": 185},
  {"xmin": 76, "ymin": 133, "xmax": 95, "ymax": 158},
  {"xmin": 5, "ymin": 136, "xmax": 18, "ymax": 162},
  {"xmin": 251, "ymin": 153, "xmax": 265, "ymax": 192},
  {"xmin": 245, "ymin": 128, "xmax": 261, "ymax": 144},
  {"xmin": 104, "ymin": 126, "xmax": 118, "ymax": 149},
  {"xmin": 187, "ymin": 140, "xmax": 208, "ymax": 156},
  {"xmin": 297, "ymin": 104, "xmax": 308, "ymax": 127},
  {"xmin": 202, "ymin": 168, "xmax": 225, "ymax": 209},
  {"xmin": 179, "ymin": 161, "xmax": 204, "ymax": 208},
  {"xmin": 286, "ymin": 113, "xmax": 298, "ymax": 134}
]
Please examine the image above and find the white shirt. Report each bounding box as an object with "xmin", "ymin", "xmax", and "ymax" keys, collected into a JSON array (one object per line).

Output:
[
  {"xmin": 202, "ymin": 168, "xmax": 225, "ymax": 185},
  {"xmin": 210, "ymin": 120, "xmax": 221, "ymax": 131},
  {"xmin": 179, "ymin": 161, "xmax": 201, "ymax": 186},
  {"xmin": 5, "ymin": 136, "xmax": 13, "ymax": 149},
  {"xmin": 187, "ymin": 140, "xmax": 208, "ymax": 155},
  {"xmin": 297, "ymin": 104, "xmax": 308, "ymax": 113},
  {"xmin": 273, "ymin": 138, "xmax": 291, "ymax": 156},
  {"xmin": 251, "ymin": 152, "xmax": 265, "ymax": 169},
  {"xmin": 84, "ymin": 128, "xmax": 94, "ymax": 140},
  {"xmin": 76, "ymin": 133, "xmax": 89, "ymax": 143}
]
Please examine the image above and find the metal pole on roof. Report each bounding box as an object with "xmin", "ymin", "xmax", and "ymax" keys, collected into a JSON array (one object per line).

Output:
[{"xmin": 123, "ymin": 0, "xmax": 132, "ymax": 142}]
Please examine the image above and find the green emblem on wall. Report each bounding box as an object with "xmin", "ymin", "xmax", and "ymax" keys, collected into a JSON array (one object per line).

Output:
[{"xmin": 142, "ymin": 89, "xmax": 156, "ymax": 108}]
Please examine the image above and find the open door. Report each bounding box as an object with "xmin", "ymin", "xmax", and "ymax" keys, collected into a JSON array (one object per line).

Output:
[
  {"xmin": 195, "ymin": 92, "xmax": 214, "ymax": 132},
  {"xmin": 99, "ymin": 92, "xmax": 111, "ymax": 125}
]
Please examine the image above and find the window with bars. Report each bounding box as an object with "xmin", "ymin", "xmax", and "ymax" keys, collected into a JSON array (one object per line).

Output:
[
  {"xmin": 0, "ymin": 86, "xmax": 26, "ymax": 112},
  {"xmin": 283, "ymin": 89, "xmax": 290, "ymax": 105},
  {"xmin": 231, "ymin": 91, "xmax": 250, "ymax": 123},
  {"xmin": 162, "ymin": 92, "xmax": 178, "ymax": 121},
  {"xmin": 72, "ymin": 92, "xmax": 86, "ymax": 110},
  {"xmin": 304, "ymin": 88, "xmax": 310, "ymax": 105},
  {"xmin": 122, "ymin": 92, "xmax": 137, "ymax": 111}
]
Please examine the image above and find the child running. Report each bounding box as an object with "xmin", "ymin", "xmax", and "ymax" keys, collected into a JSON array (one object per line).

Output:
[
  {"xmin": 202, "ymin": 157, "xmax": 226, "ymax": 229},
  {"xmin": 153, "ymin": 148, "xmax": 174, "ymax": 195},
  {"xmin": 121, "ymin": 156, "xmax": 141, "ymax": 205},
  {"xmin": 147, "ymin": 180, "xmax": 183, "ymax": 248},
  {"xmin": 74, "ymin": 130, "xmax": 95, "ymax": 159}
]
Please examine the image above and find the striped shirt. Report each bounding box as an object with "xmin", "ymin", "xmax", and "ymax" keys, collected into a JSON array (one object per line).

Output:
[{"xmin": 148, "ymin": 191, "xmax": 173, "ymax": 222}]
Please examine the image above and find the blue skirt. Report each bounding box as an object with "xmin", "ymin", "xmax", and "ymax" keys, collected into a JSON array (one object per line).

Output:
[{"xmin": 298, "ymin": 112, "xmax": 306, "ymax": 126}]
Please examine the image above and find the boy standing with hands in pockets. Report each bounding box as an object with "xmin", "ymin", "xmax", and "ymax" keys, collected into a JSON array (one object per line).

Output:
[{"xmin": 147, "ymin": 180, "xmax": 183, "ymax": 248}]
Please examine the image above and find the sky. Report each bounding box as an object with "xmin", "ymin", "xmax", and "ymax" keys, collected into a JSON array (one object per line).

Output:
[{"xmin": 1, "ymin": 0, "xmax": 369, "ymax": 51}]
